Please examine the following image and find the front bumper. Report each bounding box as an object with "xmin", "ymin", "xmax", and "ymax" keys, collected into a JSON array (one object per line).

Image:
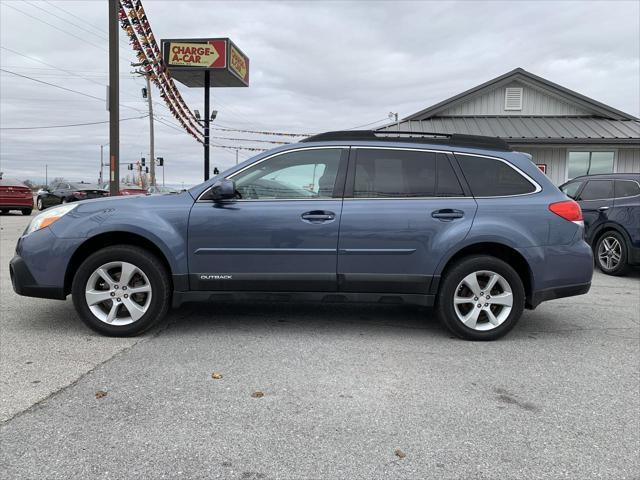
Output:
[{"xmin": 9, "ymin": 255, "xmax": 66, "ymax": 300}]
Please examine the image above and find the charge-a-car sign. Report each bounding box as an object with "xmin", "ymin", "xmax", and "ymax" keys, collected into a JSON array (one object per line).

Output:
[
  {"xmin": 167, "ymin": 40, "xmax": 226, "ymax": 68},
  {"xmin": 162, "ymin": 38, "xmax": 249, "ymax": 88}
]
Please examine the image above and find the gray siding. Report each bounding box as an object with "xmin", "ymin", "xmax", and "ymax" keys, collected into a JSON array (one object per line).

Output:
[
  {"xmin": 515, "ymin": 147, "xmax": 567, "ymax": 185},
  {"xmin": 617, "ymin": 148, "xmax": 640, "ymax": 173},
  {"xmin": 440, "ymin": 81, "xmax": 591, "ymax": 117}
]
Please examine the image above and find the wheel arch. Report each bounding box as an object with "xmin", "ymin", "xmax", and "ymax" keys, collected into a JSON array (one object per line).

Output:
[
  {"xmin": 590, "ymin": 222, "xmax": 631, "ymax": 251},
  {"xmin": 432, "ymin": 242, "xmax": 533, "ymax": 307},
  {"xmin": 64, "ymin": 231, "xmax": 174, "ymax": 295}
]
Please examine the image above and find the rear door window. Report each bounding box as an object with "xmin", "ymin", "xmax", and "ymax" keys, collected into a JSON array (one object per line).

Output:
[
  {"xmin": 614, "ymin": 180, "xmax": 640, "ymax": 198},
  {"xmin": 353, "ymin": 149, "xmax": 437, "ymax": 198},
  {"xmin": 455, "ymin": 154, "xmax": 537, "ymax": 196},
  {"xmin": 578, "ymin": 180, "xmax": 614, "ymax": 201}
]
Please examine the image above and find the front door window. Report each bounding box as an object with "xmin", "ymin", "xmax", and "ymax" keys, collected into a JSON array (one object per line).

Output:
[{"xmin": 232, "ymin": 149, "xmax": 343, "ymax": 200}]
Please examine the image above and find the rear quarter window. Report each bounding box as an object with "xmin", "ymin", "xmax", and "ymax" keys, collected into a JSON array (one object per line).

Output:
[
  {"xmin": 615, "ymin": 180, "xmax": 640, "ymax": 198},
  {"xmin": 455, "ymin": 154, "xmax": 537, "ymax": 197}
]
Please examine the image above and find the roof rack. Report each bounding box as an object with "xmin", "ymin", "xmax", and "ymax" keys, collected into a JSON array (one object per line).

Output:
[{"xmin": 300, "ymin": 130, "xmax": 512, "ymax": 151}]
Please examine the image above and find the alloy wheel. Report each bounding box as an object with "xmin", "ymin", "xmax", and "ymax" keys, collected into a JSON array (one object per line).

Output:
[
  {"xmin": 84, "ymin": 261, "xmax": 152, "ymax": 326},
  {"xmin": 598, "ymin": 236, "xmax": 622, "ymax": 270},
  {"xmin": 453, "ymin": 270, "xmax": 513, "ymax": 331}
]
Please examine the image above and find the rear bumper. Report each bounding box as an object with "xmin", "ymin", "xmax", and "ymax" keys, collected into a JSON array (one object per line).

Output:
[
  {"xmin": 9, "ymin": 255, "xmax": 66, "ymax": 300},
  {"xmin": 529, "ymin": 282, "xmax": 591, "ymax": 309},
  {"xmin": 0, "ymin": 202, "xmax": 33, "ymax": 209}
]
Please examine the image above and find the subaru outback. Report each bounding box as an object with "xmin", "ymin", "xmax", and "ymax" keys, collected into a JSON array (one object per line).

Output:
[{"xmin": 10, "ymin": 131, "xmax": 593, "ymax": 340}]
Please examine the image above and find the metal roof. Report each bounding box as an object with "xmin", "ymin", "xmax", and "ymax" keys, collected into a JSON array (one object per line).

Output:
[
  {"xmin": 404, "ymin": 68, "xmax": 639, "ymax": 122},
  {"xmin": 379, "ymin": 117, "xmax": 640, "ymax": 144}
]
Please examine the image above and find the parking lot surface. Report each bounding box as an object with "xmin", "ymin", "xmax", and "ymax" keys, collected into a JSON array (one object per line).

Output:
[{"xmin": 1, "ymin": 212, "xmax": 639, "ymax": 479}]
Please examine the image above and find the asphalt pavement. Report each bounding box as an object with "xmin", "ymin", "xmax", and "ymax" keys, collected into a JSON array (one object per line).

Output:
[{"xmin": 1, "ymin": 212, "xmax": 639, "ymax": 479}]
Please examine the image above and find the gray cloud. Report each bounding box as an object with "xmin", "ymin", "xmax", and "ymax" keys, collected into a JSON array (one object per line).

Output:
[{"xmin": 1, "ymin": 0, "xmax": 638, "ymax": 186}]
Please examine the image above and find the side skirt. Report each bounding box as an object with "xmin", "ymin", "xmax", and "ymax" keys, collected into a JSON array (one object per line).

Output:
[{"xmin": 172, "ymin": 291, "xmax": 435, "ymax": 309}]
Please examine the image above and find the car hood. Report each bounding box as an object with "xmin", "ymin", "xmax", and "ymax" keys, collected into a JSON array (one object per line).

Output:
[{"xmin": 73, "ymin": 190, "xmax": 195, "ymax": 213}]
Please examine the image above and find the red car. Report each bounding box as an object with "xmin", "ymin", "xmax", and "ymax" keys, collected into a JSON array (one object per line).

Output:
[
  {"xmin": 119, "ymin": 185, "xmax": 148, "ymax": 196},
  {"xmin": 0, "ymin": 177, "xmax": 33, "ymax": 215}
]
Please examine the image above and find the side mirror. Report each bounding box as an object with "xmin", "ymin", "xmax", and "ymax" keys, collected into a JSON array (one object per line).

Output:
[{"xmin": 208, "ymin": 179, "xmax": 236, "ymax": 201}]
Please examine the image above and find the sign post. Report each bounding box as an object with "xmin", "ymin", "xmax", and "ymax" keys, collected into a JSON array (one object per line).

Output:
[{"xmin": 161, "ymin": 38, "xmax": 249, "ymax": 180}]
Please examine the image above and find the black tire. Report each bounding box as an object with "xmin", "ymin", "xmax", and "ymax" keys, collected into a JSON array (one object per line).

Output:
[
  {"xmin": 22, "ymin": 209, "xmax": 32, "ymax": 216},
  {"xmin": 37, "ymin": 198, "xmax": 44, "ymax": 210},
  {"xmin": 0, "ymin": 209, "xmax": 8, "ymax": 214},
  {"xmin": 595, "ymin": 231, "xmax": 629, "ymax": 276},
  {"xmin": 61, "ymin": 197, "xmax": 68, "ymax": 204},
  {"xmin": 437, "ymin": 255, "xmax": 525, "ymax": 341},
  {"xmin": 71, "ymin": 245, "xmax": 171, "ymax": 336}
]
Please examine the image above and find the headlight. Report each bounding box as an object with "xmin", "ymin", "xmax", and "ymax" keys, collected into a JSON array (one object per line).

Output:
[{"xmin": 24, "ymin": 204, "xmax": 77, "ymax": 236}]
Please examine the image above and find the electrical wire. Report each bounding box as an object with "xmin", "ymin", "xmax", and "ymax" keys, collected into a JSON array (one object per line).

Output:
[
  {"xmin": 0, "ymin": 68, "xmax": 147, "ymax": 114},
  {"xmin": 211, "ymin": 125, "xmax": 314, "ymax": 137},
  {"xmin": 345, "ymin": 117, "xmax": 392, "ymax": 130},
  {"xmin": 0, "ymin": 115, "xmax": 149, "ymax": 130}
]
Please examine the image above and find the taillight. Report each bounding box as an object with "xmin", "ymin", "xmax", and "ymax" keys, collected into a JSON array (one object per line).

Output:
[
  {"xmin": 549, "ymin": 200, "xmax": 583, "ymax": 225},
  {"xmin": 73, "ymin": 192, "xmax": 87, "ymax": 199}
]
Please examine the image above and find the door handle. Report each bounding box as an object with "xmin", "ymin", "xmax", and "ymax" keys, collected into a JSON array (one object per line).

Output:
[
  {"xmin": 431, "ymin": 209, "xmax": 464, "ymax": 220},
  {"xmin": 301, "ymin": 210, "xmax": 335, "ymax": 223},
  {"xmin": 597, "ymin": 206, "xmax": 610, "ymax": 212}
]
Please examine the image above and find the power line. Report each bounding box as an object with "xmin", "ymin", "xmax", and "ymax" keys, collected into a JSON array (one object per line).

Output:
[
  {"xmin": 0, "ymin": 46, "xmax": 146, "ymax": 102},
  {"xmin": 345, "ymin": 117, "xmax": 391, "ymax": 130},
  {"xmin": 2, "ymin": 3, "xmax": 109, "ymax": 53},
  {"xmin": 0, "ymin": 115, "xmax": 149, "ymax": 130},
  {"xmin": 0, "ymin": 68, "xmax": 147, "ymax": 114},
  {"xmin": 211, "ymin": 125, "xmax": 314, "ymax": 137}
]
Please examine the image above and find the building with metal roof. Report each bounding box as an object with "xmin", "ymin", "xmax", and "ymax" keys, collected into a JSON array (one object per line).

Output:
[{"xmin": 379, "ymin": 68, "xmax": 640, "ymax": 185}]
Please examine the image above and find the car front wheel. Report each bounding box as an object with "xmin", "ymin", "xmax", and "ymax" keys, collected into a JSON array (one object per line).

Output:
[
  {"xmin": 437, "ymin": 256, "xmax": 525, "ymax": 341},
  {"xmin": 596, "ymin": 231, "xmax": 629, "ymax": 276},
  {"xmin": 37, "ymin": 198, "xmax": 44, "ymax": 210},
  {"xmin": 71, "ymin": 245, "xmax": 171, "ymax": 336}
]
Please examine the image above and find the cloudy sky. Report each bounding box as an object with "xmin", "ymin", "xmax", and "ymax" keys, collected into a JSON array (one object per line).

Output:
[{"xmin": 1, "ymin": 0, "xmax": 638, "ymax": 186}]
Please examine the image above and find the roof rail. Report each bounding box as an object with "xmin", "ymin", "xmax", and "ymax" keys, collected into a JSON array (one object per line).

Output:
[{"xmin": 300, "ymin": 130, "xmax": 512, "ymax": 151}]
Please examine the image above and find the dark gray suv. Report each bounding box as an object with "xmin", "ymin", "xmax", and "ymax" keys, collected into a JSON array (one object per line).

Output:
[{"xmin": 11, "ymin": 131, "xmax": 593, "ymax": 340}]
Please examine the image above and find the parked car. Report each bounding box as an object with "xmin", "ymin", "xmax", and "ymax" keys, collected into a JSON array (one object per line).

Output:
[
  {"xmin": 0, "ymin": 177, "xmax": 33, "ymax": 215},
  {"xmin": 36, "ymin": 182, "xmax": 108, "ymax": 210},
  {"xmin": 147, "ymin": 185, "xmax": 180, "ymax": 195},
  {"xmin": 559, "ymin": 173, "xmax": 640, "ymax": 276},
  {"xmin": 11, "ymin": 131, "xmax": 593, "ymax": 340},
  {"xmin": 119, "ymin": 186, "xmax": 148, "ymax": 196}
]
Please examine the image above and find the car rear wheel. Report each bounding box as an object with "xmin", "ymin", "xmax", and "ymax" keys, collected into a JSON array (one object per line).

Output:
[
  {"xmin": 596, "ymin": 231, "xmax": 629, "ymax": 276},
  {"xmin": 437, "ymin": 256, "xmax": 525, "ymax": 341},
  {"xmin": 71, "ymin": 245, "xmax": 171, "ymax": 336},
  {"xmin": 61, "ymin": 198, "xmax": 68, "ymax": 204},
  {"xmin": 37, "ymin": 198, "xmax": 44, "ymax": 210}
]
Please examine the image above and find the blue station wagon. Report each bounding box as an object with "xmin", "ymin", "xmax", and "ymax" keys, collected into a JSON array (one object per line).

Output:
[{"xmin": 10, "ymin": 131, "xmax": 593, "ymax": 340}]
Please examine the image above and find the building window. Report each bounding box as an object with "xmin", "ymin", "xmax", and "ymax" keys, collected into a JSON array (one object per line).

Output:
[{"xmin": 567, "ymin": 151, "xmax": 615, "ymax": 180}]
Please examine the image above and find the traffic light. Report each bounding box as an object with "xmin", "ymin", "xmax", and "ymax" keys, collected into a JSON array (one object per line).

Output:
[
  {"xmin": 141, "ymin": 87, "xmax": 147, "ymax": 99},
  {"xmin": 145, "ymin": 167, "xmax": 149, "ymax": 173},
  {"xmin": 213, "ymin": 167, "xmax": 220, "ymax": 175},
  {"xmin": 156, "ymin": 157, "xmax": 164, "ymax": 166},
  {"xmin": 127, "ymin": 164, "xmax": 133, "ymax": 170},
  {"xmin": 141, "ymin": 157, "xmax": 146, "ymax": 166}
]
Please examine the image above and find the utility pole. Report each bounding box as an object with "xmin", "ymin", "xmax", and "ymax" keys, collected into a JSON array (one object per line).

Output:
[
  {"xmin": 108, "ymin": 0, "xmax": 119, "ymax": 196},
  {"xmin": 145, "ymin": 75, "xmax": 155, "ymax": 186},
  {"xmin": 389, "ymin": 112, "xmax": 399, "ymax": 130},
  {"xmin": 45, "ymin": 164, "xmax": 48, "ymax": 186},
  {"xmin": 204, "ymin": 70, "xmax": 211, "ymax": 180}
]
